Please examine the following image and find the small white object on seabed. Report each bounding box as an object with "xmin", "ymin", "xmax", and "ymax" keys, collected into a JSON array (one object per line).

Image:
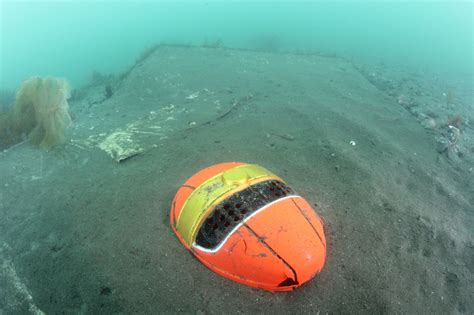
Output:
[
  {"xmin": 349, "ymin": 140, "xmax": 356, "ymax": 146},
  {"xmin": 186, "ymin": 92, "xmax": 200, "ymax": 99}
]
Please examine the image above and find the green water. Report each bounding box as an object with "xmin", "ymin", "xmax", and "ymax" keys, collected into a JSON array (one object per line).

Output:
[
  {"xmin": 1, "ymin": 1, "xmax": 472, "ymax": 90},
  {"xmin": 1, "ymin": 2, "xmax": 474, "ymax": 313}
]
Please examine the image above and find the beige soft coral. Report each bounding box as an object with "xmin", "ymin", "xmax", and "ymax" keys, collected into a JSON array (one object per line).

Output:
[{"xmin": 12, "ymin": 76, "xmax": 72, "ymax": 148}]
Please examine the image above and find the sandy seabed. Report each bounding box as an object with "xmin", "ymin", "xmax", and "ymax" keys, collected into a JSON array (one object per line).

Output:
[{"xmin": 1, "ymin": 46, "xmax": 473, "ymax": 314}]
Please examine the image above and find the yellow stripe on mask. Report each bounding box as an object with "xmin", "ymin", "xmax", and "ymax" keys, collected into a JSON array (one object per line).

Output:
[{"xmin": 176, "ymin": 164, "xmax": 282, "ymax": 246}]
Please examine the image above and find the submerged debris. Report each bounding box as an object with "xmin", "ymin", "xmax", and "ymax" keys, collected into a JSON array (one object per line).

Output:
[
  {"xmin": 357, "ymin": 64, "xmax": 473, "ymax": 166},
  {"xmin": 436, "ymin": 125, "xmax": 463, "ymax": 161},
  {"xmin": 98, "ymin": 131, "xmax": 143, "ymax": 162},
  {"xmin": 73, "ymin": 113, "xmax": 168, "ymax": 162},
  {"xmin": 268, "ymin": 132, "xmax": 295, "ymax": 141}
]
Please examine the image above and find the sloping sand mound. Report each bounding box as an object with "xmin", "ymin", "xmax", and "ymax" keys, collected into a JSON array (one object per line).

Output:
[{"xmin": 0, "ymin": 46, "xmax": 472, "ymax": 313}]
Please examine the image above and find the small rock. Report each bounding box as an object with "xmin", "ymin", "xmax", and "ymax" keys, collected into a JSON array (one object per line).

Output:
[
  {"xmin": 436, "ymin": 138, "xmax": 448, "ymax": 153},
  {"xmin": 100, "ymin": 287, "xmax": 112, "ymax": 296}
]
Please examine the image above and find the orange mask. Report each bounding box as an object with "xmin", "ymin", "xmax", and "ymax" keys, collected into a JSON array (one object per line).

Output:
[{"xmin": 170, "ymin": 162, "xmax": 326, "ymax": 291}]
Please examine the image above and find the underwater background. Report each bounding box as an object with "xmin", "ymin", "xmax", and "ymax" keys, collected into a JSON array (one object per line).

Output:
[
  {"xmin": 1, "ymin": 1, "xmax": 473, "ymax": 314},
  {"xmin": 1, "ymin": 1, "xmax": 472, "ymax": 91}
]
